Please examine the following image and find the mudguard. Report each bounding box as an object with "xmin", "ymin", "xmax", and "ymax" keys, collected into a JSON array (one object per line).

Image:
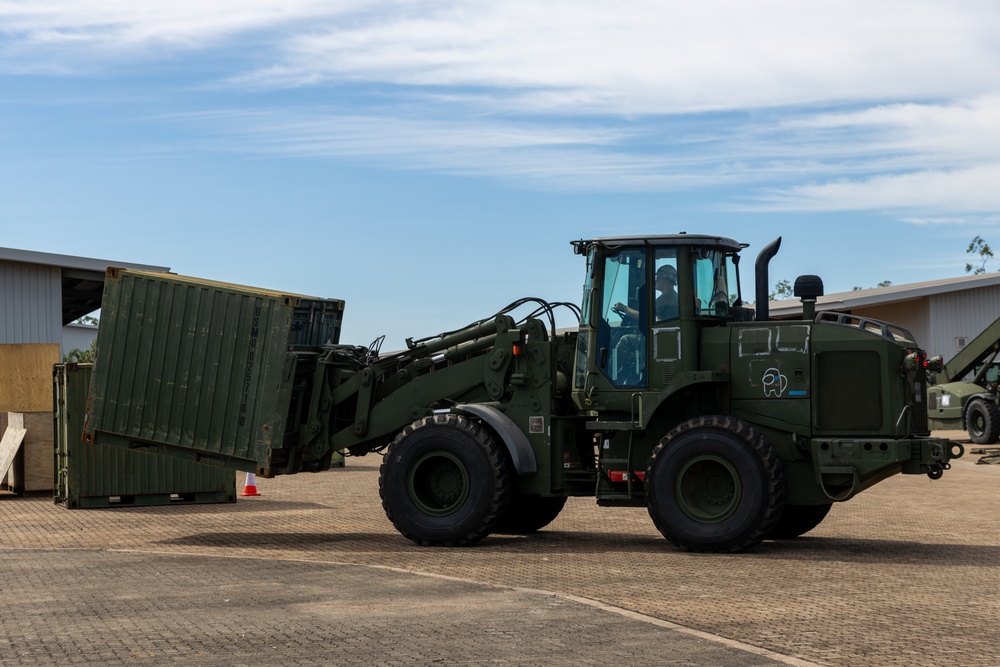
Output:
[{"xmin": 453, "ymin": 404, "xmax": 538, "ymax": 476}]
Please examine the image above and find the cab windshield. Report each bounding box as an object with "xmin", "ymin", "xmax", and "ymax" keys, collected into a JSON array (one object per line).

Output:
[{"xmin": 693, "ymin": 249, "xmax": 739, "ymax": 317}]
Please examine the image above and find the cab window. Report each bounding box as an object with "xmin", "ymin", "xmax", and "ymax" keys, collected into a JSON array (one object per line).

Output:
[
  {"xmin": 597, "ymin": 247, "xmax": 646, "ymax": 388},
  {"xmin": 693, "ymin": 249, "xmax": 737, "ymax": 317},
  {"xmin": 652, "ymin": 249, "xmax": 679, "ymax": 322}
]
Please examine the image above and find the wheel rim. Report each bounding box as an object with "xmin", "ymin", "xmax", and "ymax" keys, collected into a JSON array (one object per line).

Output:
[
  {"xmin": 407, "ymin": 451, "xmax": 470, "ymax": 516},
  {"xmin": 674, "ymin": 454, "xmax": 742, "ymax": 523},
  {"xmin": 970, "ymin": 410, "xmax": 985, "ymax": 437}
]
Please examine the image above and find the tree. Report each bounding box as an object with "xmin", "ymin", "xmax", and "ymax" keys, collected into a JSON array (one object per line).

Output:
[
  {"xmin": 64, "ymin": 315, "xmax": 99, "ymax": 363},
  {"xmin": 965, "ymin": 236, "xmax": 993, "ymax": 275},
  {"xmin": 769, "ymin": 279, "xmax": 793, "ymax": 301},
  {"xmin": 63, "ymin": 338, "xmax": 97, "ymax": 363},
  {"xmin": 854, "ymin": 280, "xmax": 893, "ymax": 291}
]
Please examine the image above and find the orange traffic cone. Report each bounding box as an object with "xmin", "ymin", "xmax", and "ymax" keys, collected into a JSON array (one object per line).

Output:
[{"xmin": 241, "ymin": 472, "xmax": 261, "ymax": 497}]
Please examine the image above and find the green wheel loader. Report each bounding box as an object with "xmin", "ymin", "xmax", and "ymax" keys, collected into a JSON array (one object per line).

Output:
[
  {"xmin": 927, "ymin": 313, "xmax": 1000, "ymax": 444},
  {"xmin": 84, "ymin": 234, "xmax": 962, "ymax": 552}
]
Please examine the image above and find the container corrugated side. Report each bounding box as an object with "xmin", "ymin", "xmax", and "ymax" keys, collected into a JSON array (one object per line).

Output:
[
  {"xmin": 83, "ymin": 268, "xmax": 344, "ymax": 474},
  {"xmin": 56, "ymin": 363, "xmax": 237, "ymax": 509}
]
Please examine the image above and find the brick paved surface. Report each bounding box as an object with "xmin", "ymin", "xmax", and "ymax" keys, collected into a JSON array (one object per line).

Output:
[
  {"xmin": 0, "ymin": 436, "xmax": 997, "ymax": 666},
  {"xmin": 1, "ymin": 550, "xmax": 782, "ymax": 666}
]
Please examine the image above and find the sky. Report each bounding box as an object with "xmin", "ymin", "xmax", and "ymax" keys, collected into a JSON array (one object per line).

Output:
[{"xmin": 2, "ymin": 1, "xmax": 1000, "ymax": 350}]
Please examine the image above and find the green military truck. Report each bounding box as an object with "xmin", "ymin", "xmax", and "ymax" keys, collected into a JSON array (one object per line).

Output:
[
  {"xmin": 927, "ymin": 314, "xmax": 1000, "ymax": 444},
  {"xmin": 83, "ymin": 234, "xmax": 962, "ymax": 552}
]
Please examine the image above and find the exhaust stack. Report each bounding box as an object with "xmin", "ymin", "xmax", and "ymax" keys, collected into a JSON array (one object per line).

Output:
[{"xmin": 755, "ymin": 237, "xmax": 782, "ymax": 322}]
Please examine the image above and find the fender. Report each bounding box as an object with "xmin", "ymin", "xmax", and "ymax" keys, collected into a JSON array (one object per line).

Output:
[
  {"xmin": 963, "ymin": 392, "xmax": 1000, "ymax": 423},
  {"xmin": 965, "ymin": 392, "xmax": 997, "ymax": 407},
  {"xmin": 452, "ymin": 404, "xmax": 537, "ymax": 476},
  {"xmin": 640, "ymin": 371, "xmax": 730, "ymax": 429}
]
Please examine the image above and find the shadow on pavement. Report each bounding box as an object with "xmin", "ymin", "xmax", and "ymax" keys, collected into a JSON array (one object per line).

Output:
[
  {"xmin": 753, "ymin": 536, "xmax": 1000, "ymax": 567},
  {"xmin": 157, "ymin": 526, "xmax": 1000, "ymax": 567}
]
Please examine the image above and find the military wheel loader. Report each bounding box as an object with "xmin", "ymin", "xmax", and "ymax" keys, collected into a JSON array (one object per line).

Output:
[
  {"xmin": 83, "ymin": 234, "xmax": 962, "ymax": 552},
  {"xmin": 927, "ymin": 313, "xmax": 1000, "ymax": 444}
]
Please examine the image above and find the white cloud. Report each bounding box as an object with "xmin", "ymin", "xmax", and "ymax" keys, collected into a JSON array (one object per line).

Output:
[
  {"xmin": 155, "ymin": 109, "xmax": 740, "ymax": 190},
  {"xmin": 0, "ymin": 1, "xmax": 346, "ymax": 45},
  {"xmin": 757, "ymin": 164, "xmax": 1000, "ymax": 213},
  {"xmin": 741, "ymin": 97, "xmax": 1000, "ymax": 214},
  {"xmin": 5, "ymin": 1, "xmax": 1000, "ymax": 113},
  {"xmin": 5, "ymin": 0, "xmax": 1000, "ymax": 217},
  {"xmin": 783, "ymin": 96, "xmax": 1000, "ymax": 166},
  {"xmin": 231, "ymin": 1, "xmax": 1000, "ymax": 114},
  {"xmin": 138, "ymin": 92, "xmax": 1000, "ymax": 203}
]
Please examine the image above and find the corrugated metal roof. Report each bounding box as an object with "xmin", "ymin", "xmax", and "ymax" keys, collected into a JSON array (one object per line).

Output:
[
  {"xmin": 769, "ymin": 273, "xmax": 1000, "ymax": 317},
  {"xmin": 0, "ymin": 246, "xmax": 171, "ymax": 325},
  {"xmin": 0, "ymin": 246, "xmax": 168, "ymax": 273}
]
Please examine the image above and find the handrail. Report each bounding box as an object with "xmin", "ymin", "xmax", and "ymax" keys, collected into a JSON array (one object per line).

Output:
[{"xmin": 815, "ymin": 311, "xmax": 917, "ymax": 345}]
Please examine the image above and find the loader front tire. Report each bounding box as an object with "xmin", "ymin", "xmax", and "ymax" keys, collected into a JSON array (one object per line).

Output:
[
  {"xmin": 966, "ymin": 399, "xmax": 1000, "ymax": 444},
  {"xmin": 379, "ymin": 414, "xmax": 513, "ymax": 547},
  {"xmin": 645, "ymin": 415, "xmax": 785, "ymax": 553}
]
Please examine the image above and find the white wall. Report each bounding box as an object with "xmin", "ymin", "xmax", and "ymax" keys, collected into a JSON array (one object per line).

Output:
[
  {"xmin": 62, "ymin": 322, "xmax": 98, "ymax": 358},
  {"xmin": 927, "ymin": 285, "xmax": 1000, "ymax": 363}
]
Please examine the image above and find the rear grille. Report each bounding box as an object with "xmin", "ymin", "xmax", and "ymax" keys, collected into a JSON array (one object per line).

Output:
[{"xmin": 817, "ymin": 351, "xmax": 883, "ymax": 431}]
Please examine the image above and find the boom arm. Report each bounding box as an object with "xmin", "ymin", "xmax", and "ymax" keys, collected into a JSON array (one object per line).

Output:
[
  {"xmin": 937, "ymin": 313, "xmax": 1000, "ymax": 383},
  {"xmin": 292, "ymin": 314, "xmax": 563, "ymax": 471}
]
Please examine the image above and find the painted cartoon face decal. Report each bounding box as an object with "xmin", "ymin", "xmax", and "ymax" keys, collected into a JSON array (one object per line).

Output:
[{"xmin": 762, "ymin": 367, "xmax": 788, "ymax": 397}]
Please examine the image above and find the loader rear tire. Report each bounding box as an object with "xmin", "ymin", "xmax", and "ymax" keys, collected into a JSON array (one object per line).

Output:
[
  {"xmin": 765, "ymin": 503, "xmax": 832, "ymax": 539},
  {"xmin": 966, "ymin": 399, "xmax": 1000, "ymax": 444},
  {"xmin": 645, "ymin": 415, "xmax": 785, "ymax": 553},
  {"xmin": 379, "ymin": 414, "xmax": 513, "ymax": 547},
  {"xmin": 492, "ymin": 495, "xmax": 567, "ymax": 534}
]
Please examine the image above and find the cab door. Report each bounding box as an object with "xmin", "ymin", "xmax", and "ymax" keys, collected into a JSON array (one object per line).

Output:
[{"xmin": 595, "ymin": 246, "xmax": 648, "ymax": 390}]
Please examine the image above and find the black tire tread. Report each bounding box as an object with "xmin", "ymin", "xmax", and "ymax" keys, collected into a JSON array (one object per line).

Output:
[
  {"xmin": 378, "ymin": 413, "xmax": 512, "ymax": 547},
  {"xmin": 967, "ymin": 399, "xmax": 1000, "ymax": 445},
  {"xmin": 645, "ymin": 414, "xmax": 786, "ymax": 553}
]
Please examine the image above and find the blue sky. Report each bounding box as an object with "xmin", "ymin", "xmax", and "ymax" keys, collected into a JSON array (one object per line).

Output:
[{"xmin": 3, "ymin": 1, "xmax": 1000, "ymax": 349}]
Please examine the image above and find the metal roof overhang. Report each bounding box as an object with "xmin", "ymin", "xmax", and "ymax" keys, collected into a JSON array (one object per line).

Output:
[
  {"xmin": 0, "ymin": 246, "xmax": 170, "ymax": 325},
  {"xmin": 768, "ymin": 273, "xmax": 1000, "ymax": 319}
]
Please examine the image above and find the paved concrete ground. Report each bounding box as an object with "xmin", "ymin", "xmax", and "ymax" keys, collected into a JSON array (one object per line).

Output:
[
  {"xmin": 0, "ymin": 549, "xmax": 787, "ymax": 666},
  {"xmin": 0, "ymin": 436, "xmax": 997, "ymax": 666}
]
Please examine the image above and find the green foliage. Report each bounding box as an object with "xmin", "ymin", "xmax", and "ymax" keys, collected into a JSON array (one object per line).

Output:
[
  {"xmin": 769, "ymin": 279, "xmax": 793, "ymax": 301},
  {"xmin": 965, "ymin": 236, "xmax": 993, "ymax": 275},
  {"xmin": 64, "ymin": 338, "xmax": 97, "ymax": 363},
  {"xmin": 72, "ymin": 315, "xmax": 100, "ymax": 326},
  {"xmin": 854, "ymin": 280, "xmax": 893, "ymax": 291}
]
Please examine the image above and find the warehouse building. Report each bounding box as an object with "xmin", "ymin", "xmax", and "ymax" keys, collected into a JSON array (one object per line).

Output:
[
  {"xmin": 0, "ymin": 246, "xmax": 168, "ymax": 355},
  {"xmin": 1, "ymin": 247, "xmax": 168, "ymax": 493}
]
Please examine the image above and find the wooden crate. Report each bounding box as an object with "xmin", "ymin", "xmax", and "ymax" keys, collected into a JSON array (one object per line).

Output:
[
  {"xmin": 0, "ymin": 344, "xmax": 61, "ymax": 412},
  {"xmin": 1, "ymin": 412, "xmax": 54, "ymax": 493}
]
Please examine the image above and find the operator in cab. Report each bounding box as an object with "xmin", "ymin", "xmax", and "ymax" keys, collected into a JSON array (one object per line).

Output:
[{"xmin": 614, "ymin": 263, "xmax": 679, "ymax": 322}]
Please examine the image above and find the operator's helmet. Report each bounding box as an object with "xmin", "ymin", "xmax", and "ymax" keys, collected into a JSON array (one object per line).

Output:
[{"xmin": 656, "ymin": 264, "xmax": 677, "ymax": 284}]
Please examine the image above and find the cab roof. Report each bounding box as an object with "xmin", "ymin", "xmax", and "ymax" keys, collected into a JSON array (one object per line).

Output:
[{"xmin": 571, "ymin": 234, "xmax": 747, "ymax": 253}]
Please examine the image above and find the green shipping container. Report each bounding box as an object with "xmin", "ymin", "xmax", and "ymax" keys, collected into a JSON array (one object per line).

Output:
[
  {"xmin": 55, "ymin": 363, "xmax": 238, "ymax": 509},
  {"xmin": 83, "ymin": 268, "xmax": 345, "ymax": 475}
]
